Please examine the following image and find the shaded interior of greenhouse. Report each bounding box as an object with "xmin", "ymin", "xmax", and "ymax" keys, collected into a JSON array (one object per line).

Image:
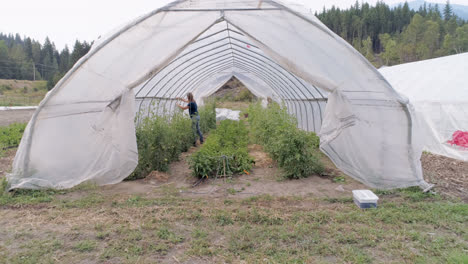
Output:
[{"xmin": 133, "ymin": 20, "xmax": 329, "ymax": 133}]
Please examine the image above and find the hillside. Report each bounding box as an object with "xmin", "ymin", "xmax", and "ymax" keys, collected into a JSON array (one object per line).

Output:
[
  {"xmin": 208, "ymin": 77, "xmax": 256, "ymax": 102},
  {"xmin": 0, "ymin": 79, "xmax": 47, "ymax": 106}
]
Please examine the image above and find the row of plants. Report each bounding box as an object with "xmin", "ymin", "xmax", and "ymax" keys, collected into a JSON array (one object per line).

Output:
[
  {"xmin": 127, "ymin": 101, "xmax": 217, "ymax": 180},
  {"xmin": 0, "ymin": 123, "xmax": 26, "ymax": 156},
  {"xmin": 189, "ymin": 119, "xmax": 254, "ymax": 179},
  {"xmin": 247, "ymin": 103, "xmax": 324, "ymax": 179},
  {"xmin": 198, "ymin": 99, "xmax": 217, "ymax": 134}
]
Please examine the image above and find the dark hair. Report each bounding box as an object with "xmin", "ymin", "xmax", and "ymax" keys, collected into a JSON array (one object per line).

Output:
[{"xmin": 187, "ymin": 92, "xmax": 195, "ymax": 102}]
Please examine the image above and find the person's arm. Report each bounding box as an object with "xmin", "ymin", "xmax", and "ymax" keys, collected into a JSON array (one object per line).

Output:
[
  {"xmin": 176, "ymin": 97, "xmax": 189, "ymax": 103},
  {"xmin": 177, "ymin": 103, "xmax": 189, "ymax": 110}
]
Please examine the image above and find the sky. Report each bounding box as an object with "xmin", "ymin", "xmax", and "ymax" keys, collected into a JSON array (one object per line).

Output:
[{"xmin": 1, "ymin": 0, "xmax": 467, "ymax": 50}]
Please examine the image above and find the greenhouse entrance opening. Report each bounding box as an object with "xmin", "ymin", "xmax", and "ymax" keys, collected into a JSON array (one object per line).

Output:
[
  {"xmin": 205, "ymin": 76, "xmax": 258, "ymax": 104},
  {"xmin": 8, "ymin": 0, "xmax": 432, "ymax": 191}
]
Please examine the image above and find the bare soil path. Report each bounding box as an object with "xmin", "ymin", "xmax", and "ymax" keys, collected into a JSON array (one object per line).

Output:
[{"xmin": 0, "ymin": 109, "xmax": 35, "ymax": 126}]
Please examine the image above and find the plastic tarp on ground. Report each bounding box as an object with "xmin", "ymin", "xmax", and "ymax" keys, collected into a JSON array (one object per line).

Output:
[
  {"xmin": 216, "ymin": 108, "xmax": 241, "ymax": 121},
  {"xmin": 380, "ymin": 53, "xmax": 468, "ymax": 161},
  {"xmin": 8, "ymin": 0, "xmax": 431, "ymax": 190}
]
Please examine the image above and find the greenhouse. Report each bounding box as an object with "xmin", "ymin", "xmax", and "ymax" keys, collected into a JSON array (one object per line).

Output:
[
  {"xmin": 380, "ymin": 53, "xmax": 468, "ymax": 161},
  {"xmin": 7, "ymin": 0, "xmax": 432, "ymax": 190}
]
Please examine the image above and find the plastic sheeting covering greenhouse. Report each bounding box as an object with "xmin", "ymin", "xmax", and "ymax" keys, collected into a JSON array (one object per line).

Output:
[
  {"xmin": 7, "ymin": 0, "xmax": 432, "ymax": 190},
  {"xmin": 380, "ymin": 53, "xmax": 468, "ymax": 161}
]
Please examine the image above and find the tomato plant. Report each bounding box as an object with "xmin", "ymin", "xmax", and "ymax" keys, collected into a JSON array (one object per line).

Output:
[
  {"xmin": 247, "ymin": 103, "xmax": 323, "ymax": 179},
  {"xmin": 128, "ymin": 103, "xmax": 217, "ymax": 180}
]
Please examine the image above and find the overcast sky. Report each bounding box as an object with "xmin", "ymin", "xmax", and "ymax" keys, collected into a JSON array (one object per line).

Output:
[{"xmin": 1, "ymin": 0, "xmax": 466, "ymax": 50}]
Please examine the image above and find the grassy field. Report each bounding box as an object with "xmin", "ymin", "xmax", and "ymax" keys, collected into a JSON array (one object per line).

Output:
[
  {"xmin": 0, "ymin": 179, "xmax": 467, "ymax": 264},
  {"xmin": 0, "ymin": 79, "xmax": 47, "ymax": 106}
]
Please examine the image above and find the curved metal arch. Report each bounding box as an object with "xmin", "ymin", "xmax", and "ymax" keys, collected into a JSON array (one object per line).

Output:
[
  {"xmin": 134, "ymin": 26, "xmax": 251, "ymax": 97},
  {"xmin": 161, "ymin": 43, "xmax": 302, "ymax": 114},
  {"xmin": 167, "ymin": 64, "xmax": 235, "ymax": 113},
  {"xmin": 231, "ymin": 57, "xmax": 299, "ymax": 115},
  {"xmin": 230, "ymin": 64, "xmax": 291, "ymax": 105},
  {"xmin": 156, "ymin": 50, "xmax": 232, "ymax": 98},
  {"xmin": 171, "ymin": 63, "xmax": 234, "ymax": 101},
  {"xmin": 174, "ymin": 61, "xmax": 291, "ymax": 112},
  {"xmin": 230, "ymin": 41, "xmax": 325, "ymax": 127},
  {"xmin": 230, "ymin": 40, "xmax": 325, "ymax": 123},
  {"xmin": 229, "ymin": 36, "xmax": 326, "ymax": 99},
  {"xmin": 135, "ymin": 22, "xmax": 325, "ymax": 129},
  {"xmin": 137, "ymin": 65, "xmax": 233, "ymax": 120},
  {"xmin": 135, "ymin": 35, "xmax": 232, "ymax": 96},
  {"xmin": 134, "ymin": 19, "xmax": 326, "ymax": 132},
  {"xmin": 171, "ymin": 58, "xmax": 292, "ymax": 113},
  {"xmin": 142, "ymin": 52, "xmax": 233, "ymax": 116},
  {"xmin": 137, "ymin": 62, "xmax": 234, "ymax": 120},
  {"xmin": 232, "ymin": 63, "xmax": 302, "ymax": 124},
  {"xmin": 160, "ymin": 58, "xmax": 238, "ymax": 110},
  {"xmin": 231, "ymin": 61, "xmax": 301, "ymax": 126},
  {"xmin": 231, "ymin": 55, "xmax": 301, "ymax": 103},
  {"xmin": 138, "ymin": 52, "xmax": 231, "ymax": 116},
  {"xmin": 136, "ymin": 41, "xmax": 232, "ymax": 98},
  {"xmin": 231, "ymin": 56, "xmax": 303, "ymax": 127},
  {"xmin": 158, "ymin": 58, "xmax": 234, "ymax": 114},
  {"xmin": 156, "ymin": 54, "xmax": 234, "ymax": 107},
  {"xmin": 230, "ymin": 39, "xmax": 326, "ymax": 99},
  {"xmin": 231, "ymin": 49, "xmax": 314, "ymax": 131}
]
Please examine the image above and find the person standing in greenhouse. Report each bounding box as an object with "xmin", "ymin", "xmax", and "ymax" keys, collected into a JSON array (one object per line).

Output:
[{"xmin": 176, "ymin": 93, "xmax": 204, "ymax": 146}]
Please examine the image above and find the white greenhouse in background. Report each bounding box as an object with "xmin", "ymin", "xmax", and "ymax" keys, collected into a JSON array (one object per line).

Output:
[
  {"xmin": 380, "ymin": 53, "xmax": 468, "ymax": 161},
  {"xmin": 7, "ymin": 0, "xmax": 432, "ymax": 191}
]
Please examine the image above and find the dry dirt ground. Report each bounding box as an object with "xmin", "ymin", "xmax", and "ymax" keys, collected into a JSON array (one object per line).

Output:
[
  {"xmin": 422, "ymin": 153, "xmax": 468, "ymax": 203},
  {"xmin": 2, "ymin": 143, "xmax": 467, "ymax": 203},
  {"xmin": 97, "ymin": 144, "xmax": 366, "ymax": 200},
  {"xmin": 0, "ymin": 109, "xmax": 35, "ymax": 126}
]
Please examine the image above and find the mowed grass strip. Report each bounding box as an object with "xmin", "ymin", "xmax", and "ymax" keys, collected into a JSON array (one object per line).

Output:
[{"xmin": 0, "ymin": 185, "xmax": 467, "ymax": 263}]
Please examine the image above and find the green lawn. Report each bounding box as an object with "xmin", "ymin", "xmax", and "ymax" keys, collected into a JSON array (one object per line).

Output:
[{"xmin": 0, "ymin": 181, "xmax": 466, "ymax": 264}]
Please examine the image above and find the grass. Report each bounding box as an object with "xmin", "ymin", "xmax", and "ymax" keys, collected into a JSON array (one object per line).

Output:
[
  {"xmin": 0, "ymin": 123, "xmax": 26, "ymax": 156},
  {"xmin": 0, "ymin": 185, "xmax": 466, "ymax": 263},
  {"xmin": 0, "ymin": 80, "xmax": 47, "ymax": 106}
]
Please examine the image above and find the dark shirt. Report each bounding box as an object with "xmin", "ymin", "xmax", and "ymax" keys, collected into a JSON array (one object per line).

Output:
[{"xmin": 188, "ymin": 101, "xmax": 198, "ymax": 117}]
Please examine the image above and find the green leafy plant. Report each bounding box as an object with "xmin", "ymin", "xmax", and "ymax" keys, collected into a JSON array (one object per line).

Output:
[
  {"xmin": 127, "ymin": 112, "xmax": 192, "ymax": 180},
  {"xmin": 234, "ymin": 88, "xmax": 255, "ymax": 102},
  {"xmin": 198, "ymin": 99, "xmax": 217, "ymax": 134},
  {"xmin": 248, "ymin": 103, "xmax": 324, "ymax": 179},
  {"xmin": 190, "ymin": 120, "xmax": 254, "ymax": 179},
  {"xmin": 128, "ymin": 103, "xmax": 217, "ymax": 181}
]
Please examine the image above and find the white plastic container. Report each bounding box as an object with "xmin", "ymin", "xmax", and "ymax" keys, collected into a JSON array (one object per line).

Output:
[{"xmin": 352, "ymin": 190, "xmax": 379, "ymax": 209}]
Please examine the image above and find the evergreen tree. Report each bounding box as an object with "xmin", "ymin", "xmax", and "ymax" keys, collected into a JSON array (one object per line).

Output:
[
  {"xmin": 59, "ymin": 46, "xmax": 70, "ymax": 74},
  {"xmin": 444, "ymin": 0, "xmax": 453, "ymax": 21},
  {"xmin": 0, "ymin": 40, "xmax": 12, "ymax": 79},
  {"xmin": 70, "ymin": 40, "xmax": 84, "ymax": 68}
]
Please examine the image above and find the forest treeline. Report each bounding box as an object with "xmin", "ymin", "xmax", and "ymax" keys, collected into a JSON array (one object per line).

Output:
[
  {"xmin": 1, "ymin": 1, "xmax": 467, "ymax": 87},
  {"xmin": 317, "ymin": 1, "xmax": 468, "ymax": 66},
  {"xmin": 0, "ymin": 34, "xmax": 91, "ymax": 89}
]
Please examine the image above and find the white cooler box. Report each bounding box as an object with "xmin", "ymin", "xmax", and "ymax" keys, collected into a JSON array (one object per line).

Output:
[{"xmin": 352, "ymin": 190, "xmax": 379, "ymax": 209}]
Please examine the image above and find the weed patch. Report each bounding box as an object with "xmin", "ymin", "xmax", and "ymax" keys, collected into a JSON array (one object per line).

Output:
[{"xmin": 0, "ymin": 123, "xmax": 26, "ymax": 156}]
